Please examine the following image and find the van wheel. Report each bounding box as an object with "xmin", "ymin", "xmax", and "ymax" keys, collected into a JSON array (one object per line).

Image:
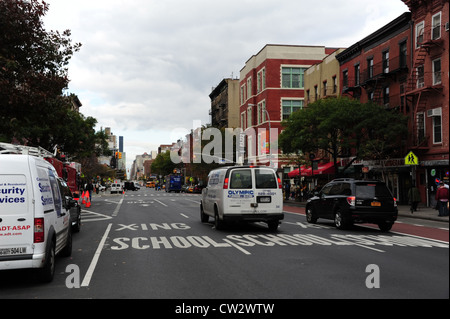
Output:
[
  {"xmin": 267, "ymin": 221, "xmax": 279, "ymax": 232},
  {"xmin": 306, "ymin": 206, "xmax": 318, "ymax": 223},
  {"xmin": 61, "ymin": 228, "xmax": 72, "ymax": 257},
  {"xmin": 200, "ymin": 204, "xmax": 209, "ymax": 223},
  {"xmin": 214, "ymin": 207, "xmax": 224, "ymax": 230},
  {"xmin": 39, "ymin": 241, "xmax": 55, "ymax": 283}
]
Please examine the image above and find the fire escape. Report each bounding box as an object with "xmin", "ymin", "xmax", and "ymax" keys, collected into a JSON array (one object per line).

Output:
[{"xmin": 404, "ymin": 24, "xmax": 445, "ymax": 150}]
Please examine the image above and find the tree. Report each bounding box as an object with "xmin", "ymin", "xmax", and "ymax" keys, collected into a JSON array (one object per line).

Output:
[
  {"xmin": 0, "ymin": 0, "xmax": 82, "ymax": 145},
  {"xmin": 279, "ymin": 97, "xmax": 408, "ymax": 176}
]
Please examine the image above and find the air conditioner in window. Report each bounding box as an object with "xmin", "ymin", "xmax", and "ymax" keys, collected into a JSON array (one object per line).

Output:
[
  {"xmin": 427, "ymin": 107, "xmax": 442, "ymax": 117},
  {"xmin": 445, "ymin": 22, "xmax": 449, "ymax": 32}
]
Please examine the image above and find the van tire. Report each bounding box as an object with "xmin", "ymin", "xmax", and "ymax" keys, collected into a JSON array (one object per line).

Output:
[
  {"xmin": 267, "ymin": 221, "xmax": 279, "ymax": 232},
  {"xmin": 214, "ymin": 206, "xmax": 224, "ymax": 230},
  {"xmin": 39, "ymin": 241, "xmax": 56, "ymax": 283},
  {"xmin": 200, "ymin": 204, "xmax": 209, "ymax": 223},
  {"xmin": 60, "ymin": 228, "xmax": 72, "ymax": 257}
]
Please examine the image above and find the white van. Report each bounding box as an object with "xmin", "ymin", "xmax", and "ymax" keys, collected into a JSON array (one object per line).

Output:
[
  {"xmin": 200, "ymin": 166, "xmax": 284, "ymax": 231},
  {"xmin": 0, "ymin": 154, "xmax": 73, "ymax": 282},
  {"xmin": 110, "ymin": 183, "xmax": 123, "ymax": 194}
]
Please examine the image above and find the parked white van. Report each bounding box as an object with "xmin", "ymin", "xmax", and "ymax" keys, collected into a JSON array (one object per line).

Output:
[
  {"xmin": 200, "ymin": 166, "xmax": 284, "ymax": 231},
  {"xmin": 0, "ymin": 154, "xmax": 73, "ymax": 282}
]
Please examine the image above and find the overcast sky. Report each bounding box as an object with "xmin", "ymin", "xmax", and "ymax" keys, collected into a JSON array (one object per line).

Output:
[{"xmin": 42, "ymin": 0, "xmax": 409, "ymax": 172}]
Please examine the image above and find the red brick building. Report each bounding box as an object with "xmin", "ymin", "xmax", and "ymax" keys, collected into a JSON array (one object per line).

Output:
[
  {"xmin": 336, "ymin": 1, "xmax": 449, "ymax": 206},
  {"xmin": 239, "ymin": 44, "xmax": 337, "ymax": 168}
]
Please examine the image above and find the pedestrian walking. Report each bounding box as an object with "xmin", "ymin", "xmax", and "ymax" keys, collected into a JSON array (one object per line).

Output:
[
  {"xmin": 435, "ymin": 181, "xmax": 449, "ymax": 216},
  {"xmin": 408, "ymin": 185, "xmax": 421, "ymax": 213},
  {"xmin": 86, "ymin": 180, "xmax": 94, "ymax": 202},
  {"xmin": 285, "ymin": 182, "xmax": 290, "ymax": 200}
]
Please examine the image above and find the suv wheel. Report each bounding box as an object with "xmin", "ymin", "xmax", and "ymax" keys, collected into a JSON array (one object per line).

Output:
[
  {"xmin": 306, "ymin": 206, "xmax": 318, "ymax": 224},
  {"xmin": 378, "ymin": 221, "xmax": 393, "ymax": 232},
  {"xmin": 334, "ymin": 210, "xmax": 349, "ymax": 230}
]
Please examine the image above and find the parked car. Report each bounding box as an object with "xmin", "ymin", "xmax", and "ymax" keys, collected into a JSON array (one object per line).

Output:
[
  {"xmin": 305, "ymin": 178, "xmax": 398, "ymax": 231},
  {"xmin": 0, "ymin": 154, "xmax": 73, "ymax": 282},
  {"xmin": 59, "ymin": 178, "xmax": 81, "ymax": 233}
]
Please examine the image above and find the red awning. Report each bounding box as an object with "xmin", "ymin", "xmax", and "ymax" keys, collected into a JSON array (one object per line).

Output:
[{"xmin": 287, "ymin": 162, "xmax": 335, "ymax": 178}]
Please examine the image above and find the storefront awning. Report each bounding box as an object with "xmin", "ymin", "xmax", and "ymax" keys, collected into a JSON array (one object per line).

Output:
[{"xmin": 287, "ymin": 162, "xmax": 335, "ymax": 178}]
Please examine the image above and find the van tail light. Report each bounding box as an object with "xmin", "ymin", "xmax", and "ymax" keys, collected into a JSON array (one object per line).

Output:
[
  {"xmin": 277, "ymin": 177, "xmax": 282, "ymax": 189},
  {"xmin": 393, "ymin": 197, "xmax": 397, "ymax": 207},
  {"xmin": 223, "ymin": 177, "xmax": 229, "ymax": 189},
  {"xmin": 347, "ymin": 196, "xmax": 356, "ymax": 206},
  {"xmin": 34, "ymin": 218, "xmax": 44, "ymax": 243}
]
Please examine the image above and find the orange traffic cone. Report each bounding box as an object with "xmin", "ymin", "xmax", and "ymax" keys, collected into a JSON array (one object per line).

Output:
[
  {"xmin": 81, "ymin": 191, "xmax": 86, "ymax": 204},
  {"xmin": 85, "ymin": 196, "xmax": 91, "ymax": 208}
]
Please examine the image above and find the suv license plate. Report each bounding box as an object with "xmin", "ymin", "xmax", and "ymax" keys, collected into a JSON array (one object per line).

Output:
[
  {"xmin": 371, "ymin": 201, "xmax": 381, "ymax": 207},
  {"xmin": 257, "ymin": 196, "xmax": 271, "ymax": 203}
]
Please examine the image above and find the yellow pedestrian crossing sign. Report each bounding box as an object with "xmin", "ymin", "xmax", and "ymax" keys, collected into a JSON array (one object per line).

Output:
[{"xmin": 405, "ymin": 151, "xmax": 418, "ymax": 165}]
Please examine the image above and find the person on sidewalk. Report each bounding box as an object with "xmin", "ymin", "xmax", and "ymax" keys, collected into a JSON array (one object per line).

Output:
[
  {"xmin": 435, "ymin": 181, "xmax": 449, "ymax": 217},
  {"xmin": 408, "ymin": 185, "xmax": 421, "ymax": 213}
]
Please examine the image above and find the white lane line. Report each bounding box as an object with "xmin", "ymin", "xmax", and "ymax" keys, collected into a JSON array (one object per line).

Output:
[
  {"xmin": 180, "ymin": 213, "xmax": 189, "ymax": 219},
  {"xmin": 223, "ymin": 239, "xmax": 251, "ymax": 255},
  {"xmin": 154, "ymin": 199, "xmax": 168, "ymax": 207},
  {"xmin": 81, "ymin": 223, "xmax": 112, "ymax": 287},
  {"xmin": 112, "ymin": 197, "xmax": 124, "ymax": 217}
]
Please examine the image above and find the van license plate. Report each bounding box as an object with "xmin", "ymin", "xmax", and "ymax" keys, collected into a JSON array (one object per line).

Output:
[
  {"xmin": 257, "ymin": 196, "xmax": 271, "ymax": 203},
  {"xmin": 371, "ymin": 201, "xmax": 381, "ymax": 207},
  {"xmin": 0, "ymin": 247, "xmax": 26, "ymax": 256}
]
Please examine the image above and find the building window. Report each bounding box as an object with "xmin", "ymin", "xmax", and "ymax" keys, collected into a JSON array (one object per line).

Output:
[
  {"xmin": 417, "ymin": 65, "xmax": 424, "ymax": 88},
  {"xmin": 332, "ymin": 76, "xmax": 337, "ymax": 93},
  {"xmin": 323, "ymin": 80, "xmax": 327, "ymax": 96},
  {"xmin": 247, "ymin": 77, "xmax": 252, "ymax": 100},
  {"xmin": 432, "ymin": 58, "xmax": 441, "ymax": 85},
  {"xmin": 314, "ymin": 85, "xmax": 318, "ymax": 101},
  {"xmin": 416, "ymin": 21, "xmax": 424, "ymax": 48},
  {"xmin": 432, "ymin": 12, "xmax": 441, "ymax": 40},
  {"xmin": 382, "ymin": 50, "xmax": 389, "ymax": 73},
  {"xmin": 354, "ymin": 64, "xmax": 360, "ymax": 86},
  {"xmin": 433, "ymin": 115, "xmax": 442, "ymax": 144},
  {"xmin": 367, "ymin": 58, "xmax": 374, "ymax": 78},
  {"xmin": 241, "ymin": 112, "xmax": 245, "ymax": 129},
  {"xmin": 417, "ymin": 112, "xmax": 425, "ymax": 143},
  {"xmin": 282, "ymin": 67, "xmax": 304, "ymax": 88},
  {"xmin": 342, "ymin": 70, "xmax": 348, "ymax": 88},
  {"xmin": 240, "ymin": 86, "xmax": 245, "ymax": 105},
  {"xmin": 257, "ymin": 101, "xmax": 266, "ymax": 124},
  {"xmin": 383, "ymin": 86, "xmax": 389, "ymax": 105},
  {"xmin": 282, "ymin": 100, "xmax": 303, "ymax": 120},
  {"xmin": 247, "ymin": 105, "xmax": 252, "ymax": 128},
  {"xmin": 399, "ymin": 41, "xmax": 407, "ymax": 68}
]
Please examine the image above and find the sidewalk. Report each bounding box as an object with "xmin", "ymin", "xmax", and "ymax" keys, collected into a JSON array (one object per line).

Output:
[{"xmin": 283, "ymin": 199, "xmax": 449, "ymax": 223}]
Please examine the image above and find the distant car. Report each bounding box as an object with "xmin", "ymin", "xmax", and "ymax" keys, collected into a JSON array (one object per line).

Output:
[
  {"xmin": 111, "ymin": 183, "xmax": 123, "ymax": 194},
  {"xmin": 305, "ymin": 178, "xmax": 398, "ymax": 231},
  {"xmin": 134, "ymin": 182, "xmax": 140, "ymax": 190},
  {"xmin": 181, "ymin": 184, "xmax": 189, "ymax": 193},
  {"xmin": 193, "ymin": 184, "xmax": 205, "ymax": 193}
]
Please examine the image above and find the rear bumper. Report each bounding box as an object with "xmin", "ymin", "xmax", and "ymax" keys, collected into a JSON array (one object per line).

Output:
[
  {"xmin": 223, "ymin": 213, "xmax": 284, "ymax": 223},
  {"xmin": 347, "ymin": 208, "xmax": 398, "ymax": 223}
]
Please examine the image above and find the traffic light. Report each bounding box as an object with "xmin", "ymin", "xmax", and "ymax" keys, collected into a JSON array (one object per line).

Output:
[{"xmin": 118, "ymin": 152, "xmax": 122, "ymax": 159}]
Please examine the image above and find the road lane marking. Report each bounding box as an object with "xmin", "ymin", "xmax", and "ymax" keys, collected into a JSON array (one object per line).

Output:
[
  {"xmin": 223, "ymin": 239, "xmax": 251, "ymax": 255},
  {"xmin": 154, "ymin": 199, "xmax": 168, "ymax": 207},
  {"xmin": 180, "ymin": 213, "xmax": 189, "ymax": 218},
  {"xmin": 112, "ymin": 197, "xmax": 124, "ymax": 217},
  {"xmin": 81, "ymin": 223, "xmax": 112, "ymax": 287}
]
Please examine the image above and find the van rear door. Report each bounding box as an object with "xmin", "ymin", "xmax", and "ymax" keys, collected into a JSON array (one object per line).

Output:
[
  {"xmin": 226, "ymin": 168, "xmax": 255, "ymax": 215},
  {"xmin": 0, "ymin": 173, "xmax": 33, "ymax": 258},
  {"xmin": 254, "ymin": 168, "xmax": 282, "ymax": 214}
]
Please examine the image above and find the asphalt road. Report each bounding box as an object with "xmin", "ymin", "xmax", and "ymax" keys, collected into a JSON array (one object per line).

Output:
[{"xmin": 0, "ymin": 187, "xmax": 448, "ymax": 302}]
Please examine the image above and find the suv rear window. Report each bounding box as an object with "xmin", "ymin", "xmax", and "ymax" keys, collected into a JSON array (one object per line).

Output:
[
  {"xmin": 355, "ymin": 182, "xmax": 392, "ymax": 199},
  {"xmin": 255, "ymin": 169, "xmax": 277, "ymax": 189}
]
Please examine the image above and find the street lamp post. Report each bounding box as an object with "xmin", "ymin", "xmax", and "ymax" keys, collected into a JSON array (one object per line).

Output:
[{"xmin": 248, "ymin": 103, "xmax": 273, "ymax": 167}]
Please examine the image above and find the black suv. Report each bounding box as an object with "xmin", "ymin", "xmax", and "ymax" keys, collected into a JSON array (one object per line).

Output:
[{"xmin": 306, "ymin": 178, "xmax": 398, "ymax": 231}]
